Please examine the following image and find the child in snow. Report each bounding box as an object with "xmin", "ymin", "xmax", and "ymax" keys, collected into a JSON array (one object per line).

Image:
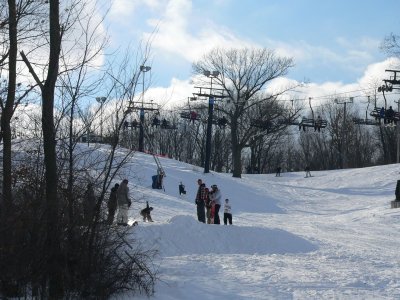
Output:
[
  {"xmin": 179, "ymin": 182, "xmax": 186, "ymax": 195},
  {"xmin": 223, "ymin": 199, "xmax": 232, "ymax": 225}
]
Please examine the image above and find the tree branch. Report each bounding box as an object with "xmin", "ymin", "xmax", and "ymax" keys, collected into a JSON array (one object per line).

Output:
[{"xmin": 19, "ymin": 50, "xmax": 44, "ymax": 89}]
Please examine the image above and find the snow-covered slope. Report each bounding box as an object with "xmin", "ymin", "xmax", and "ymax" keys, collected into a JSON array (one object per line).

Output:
[{"xmin": 96, "ymin": 146, "xmax": 400, "ymax": 299}]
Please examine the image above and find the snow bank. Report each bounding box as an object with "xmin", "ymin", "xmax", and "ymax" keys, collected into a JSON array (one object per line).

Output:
[{"xmin": 135, "ymin": 215, "xmax": 317, "ymax": 256}]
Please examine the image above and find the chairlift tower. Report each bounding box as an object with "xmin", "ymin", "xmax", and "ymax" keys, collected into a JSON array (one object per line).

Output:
[
  {"xmin": 334, "ymin": 97, "xmax": 353, "ymax": 169},
  {"xmin": 126, "ymin": 100, "xmax": 159, "ymax": 151},
  {"xmin": 380, "ymin": 69, "xmax": 400, "ymax": 163},
  {"xmin": 139, "ymin": 65, "xmax": 151, "ymax": 152},
  {"xmin": 193, "ymin": 71, "xmax": 227, "ymax": 173}
]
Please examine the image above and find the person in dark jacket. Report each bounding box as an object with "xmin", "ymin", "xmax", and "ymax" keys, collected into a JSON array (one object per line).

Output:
[
  {"xmin": 107, "ymin": 183, "xmax": 119, "ymax": 225},
  {"xmin": 179, "ymin": 182, "xmax": 186, "ymax": 195},
  {"xmin": 386, "ymin": 106, "xmax": 395, "ymax": 124},
  {"xmin": 140, "ymin": 201, "xmax": 154, "ymax": 222},
  {"xmin": 195, "ymin": 179, "xmax": 206, "ymax": 223},
  {"xmin": 305, "ymin": 166, "xmax": 312, "ymax": 178},
  {"xmin": 275, "ymin": 166, "xmax": 281, "ymax": 177}
]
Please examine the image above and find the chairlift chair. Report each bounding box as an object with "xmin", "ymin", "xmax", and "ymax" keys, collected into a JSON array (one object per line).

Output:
[
  {"xmin": 160, "ymin": 118, "xmax": 178, "ymax": 130},
  {"xmin": 298, "ymin": 98, "xmax": 327, "ymax": 132},
  {"xmin": 180, "ymin": 110, "xmax": 202, "ymax": 123}
]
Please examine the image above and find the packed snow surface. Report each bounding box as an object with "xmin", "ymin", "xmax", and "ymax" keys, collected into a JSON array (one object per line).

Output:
[{"xmin": 96, "ymin": 146, "xmax": 400, "ymax": 299}]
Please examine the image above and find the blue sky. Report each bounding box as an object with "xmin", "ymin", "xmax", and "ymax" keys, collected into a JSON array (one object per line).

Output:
[{"xmin": 103, "ymin": 0, "xmax": 400, "ymax": 107}]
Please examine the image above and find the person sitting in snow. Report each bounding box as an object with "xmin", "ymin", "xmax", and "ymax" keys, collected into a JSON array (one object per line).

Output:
[
  {"xmin": 179, "ymin": 182, "xmax": 186, "ymax": 195},
  {"xmin": 140, "ymin": 201, "xmax": 153, "ymax": 222}
]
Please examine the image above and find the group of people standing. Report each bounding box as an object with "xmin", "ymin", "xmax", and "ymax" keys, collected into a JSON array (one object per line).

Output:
[
  {"xmin": 82, "ymin": 179, "xmax": 132, "ymax": 226},
  {"xmin": 195, "ymin": 179, "xmax": 232, "ymax": 225},
  {"xmin": 107, "ymin": 179, "xmax": 132, "ymax": 226}
]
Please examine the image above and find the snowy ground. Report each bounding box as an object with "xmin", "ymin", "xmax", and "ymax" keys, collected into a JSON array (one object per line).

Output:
[{"xmin": 103, "ymin": 148, "xmax": 400, "ymax": 299}]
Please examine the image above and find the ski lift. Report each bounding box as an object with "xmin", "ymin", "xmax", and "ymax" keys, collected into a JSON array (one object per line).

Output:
[
  {"xmin": 370, "ymin": 106, "xmax": 400, "ymax": 125},
  {"xmin": 216, "ymin": 116, "xmax": 228, "ymax": 128},
  {"xmin": 160, "ymin": 118, "xmax": 178, "ymax": 130},
  {"xmin": 353, "ymin": 96, "xmax": 380, "ymax": 125},
  {"xmin": 123, "ymin": 119, "xmax": 139, "ymax": 129},
  {"xmin": 180, "ymin": 97, "xmax": 202, "ymax": 124},
  {"xmin": 211, "ymin": 104, "xmax": 228, "ymax": 129},
  {"xmin": 298, "ymin": 98, "xmax": 327, "ymax": 132},
  {"xmin": 151, "ymin": 115, "xmax": 161, "ymax": 127},
  {"xmin": 250, "ymin": 119, "xmax": 274, "ymax": 131}
]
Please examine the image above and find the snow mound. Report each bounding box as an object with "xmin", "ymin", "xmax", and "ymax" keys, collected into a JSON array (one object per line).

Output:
[{"xmin": 135, "ymin": 215, "xmax": 317, "ymax": 256}]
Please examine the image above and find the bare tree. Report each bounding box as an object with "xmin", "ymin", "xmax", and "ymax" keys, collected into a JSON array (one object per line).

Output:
[{"xmin": 193, "ymin": 47, "xmax": 295, "ymax": 177}]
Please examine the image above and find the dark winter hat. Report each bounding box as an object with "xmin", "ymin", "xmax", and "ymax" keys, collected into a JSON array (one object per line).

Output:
[{"xmin": 225, "ymin": 199, "xmax": 229, "ymax": 202}]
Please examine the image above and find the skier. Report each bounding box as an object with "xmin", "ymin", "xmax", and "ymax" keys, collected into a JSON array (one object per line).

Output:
[{"xmin": 107, "ymin": 183, "xmax": 119, "ymax": 225}]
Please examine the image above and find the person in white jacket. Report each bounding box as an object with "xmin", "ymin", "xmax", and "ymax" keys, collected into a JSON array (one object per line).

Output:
[
  {"xmin": 117, "ymin": 179, "xmax": 131, "ymax": 226},
  {"xmin": 223, "ymin": 198, "xmax": 232, "ymax": 225}
]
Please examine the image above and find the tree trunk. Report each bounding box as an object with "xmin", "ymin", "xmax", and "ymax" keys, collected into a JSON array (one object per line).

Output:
[
  {"xmin": 43, "ymin": 1, "xmax": 63, "ymax": 297},
  {"xmin": 1, "ymin": 0, "xmax": 17, "ymax": 216}
]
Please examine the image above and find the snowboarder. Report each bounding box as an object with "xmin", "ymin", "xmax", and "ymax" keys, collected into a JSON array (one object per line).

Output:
[
  {"xmin": 117, "ymin": 179, "xmax": 131, "ymax": 226},
  {"xmin": 275, "ymin": 166, "xmax": 281, "ymax": 177},
  {"xmin": 140, "ymin": 201, "xmax": 154, "ymax": 222},
  {"xmin": 195, "ymin": 179, "xmax": 206, "ymax": 223},
  {"xmin": 179, "ymin": 182, "xmax": 186, "ymax": 195},
  {"xmin": 107, "ymin": 183, "xmax": 119, "ymax": 225},
  {"xmin": 305, "ymin": 166, "xmax": 312, "ymax": 178},
  {"xmin": 223, "ymin": 198, "xmax": 232, "ymax": 225}
]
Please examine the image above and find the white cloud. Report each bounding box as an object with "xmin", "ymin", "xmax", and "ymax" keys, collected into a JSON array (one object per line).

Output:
[
  {"xmin": 114, "ymin": 57, "xmax": 400, "ymax": 115},
  {"xmin": 143, "ymin": 0, "xmax": 256, "ymax": 62},
  {"xmin": 145, "ymin": 77, "xmax": 194, "ymax": 109}
]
